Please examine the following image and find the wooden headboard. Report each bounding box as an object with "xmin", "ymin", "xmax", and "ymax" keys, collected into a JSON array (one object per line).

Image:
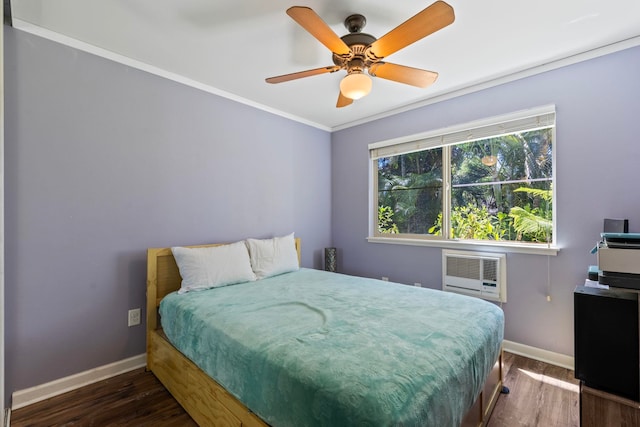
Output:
[{"xmin": 146, "ymin": 238, "xmax": 301, "ymax": 338}]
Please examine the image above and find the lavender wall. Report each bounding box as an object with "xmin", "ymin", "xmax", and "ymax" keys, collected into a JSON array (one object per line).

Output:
[
  {"xmin": 331, "ymin": 45, "xmax": 640, "ymax": 357},
  {"xmin": 4, "ymin": 26, "xmax": 332, "ymax": 399}
]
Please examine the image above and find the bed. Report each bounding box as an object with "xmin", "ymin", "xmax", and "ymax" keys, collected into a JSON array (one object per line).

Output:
[{"xmin": 146, "ymin": 236, "xmax": 505, "ymax": 426}]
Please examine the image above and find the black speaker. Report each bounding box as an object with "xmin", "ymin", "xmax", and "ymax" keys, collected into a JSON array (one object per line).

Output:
[{"xmin": 574, "ymin": 285, "xmax": 639, "ymax": 401}]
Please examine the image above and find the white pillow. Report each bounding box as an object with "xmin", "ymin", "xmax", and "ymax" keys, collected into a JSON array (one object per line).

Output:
[
  {"xmin": 246, "ymin": 233, "xmax": 299, "ymax": 279},
  {"xmin": 171, "ymin": 241, "xmax": 256, "ymax": 294}
]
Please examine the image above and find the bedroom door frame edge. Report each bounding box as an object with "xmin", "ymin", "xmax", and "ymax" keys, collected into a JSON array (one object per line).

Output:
[{"xmin": 1, "ymin": 0, "xmax": 6, "ymax": 424}]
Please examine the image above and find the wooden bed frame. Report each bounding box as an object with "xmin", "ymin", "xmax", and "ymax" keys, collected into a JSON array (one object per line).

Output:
[{"xmin": 146, "ymin": 239, "xmax": 504, "ymax": 426}]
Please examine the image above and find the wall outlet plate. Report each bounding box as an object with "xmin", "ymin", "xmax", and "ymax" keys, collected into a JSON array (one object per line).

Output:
[{"xmin": 128, "ymin": 308, "xmax": 141, "ymax": 327}]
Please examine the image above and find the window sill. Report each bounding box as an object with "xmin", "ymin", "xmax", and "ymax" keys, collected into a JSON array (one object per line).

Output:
[{"xmin": 367, "ymin": 236, "xmax": 559, "ymax": 256}]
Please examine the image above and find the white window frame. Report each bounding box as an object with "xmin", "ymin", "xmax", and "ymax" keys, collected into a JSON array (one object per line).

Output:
[{"xmin": 368, "ymin": 105, "xmax": 558, "ymax": 256}]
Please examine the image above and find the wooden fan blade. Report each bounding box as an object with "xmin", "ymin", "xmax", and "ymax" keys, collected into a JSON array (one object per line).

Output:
[
  {"xmin": 369, "ymin": 63, "xmax": 438, "ymax": 88},
  {"xmin": 287, "ymin": 6, "xmax": 351, "ymax": 56},
  {"xmin": 266, "ymin": 66, "xmax": 341, "ymax": 84},
  {"xmin": 337, "ymin": 91, "xmax": 353, "ymax": 108},
  {"xmin": 367, "ymin": 1, "xmax": 454, "ymax": 59}
]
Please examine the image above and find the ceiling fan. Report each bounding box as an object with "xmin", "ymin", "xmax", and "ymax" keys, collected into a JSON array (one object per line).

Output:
[{"xmin": 265, "ymin": 1, "xmax": 455, "ymax": 108}]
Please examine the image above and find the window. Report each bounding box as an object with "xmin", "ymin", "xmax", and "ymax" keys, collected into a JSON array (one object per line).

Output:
[{"xmin": 371, "ymin": 106, "xmax": 555, "ymax": 248}]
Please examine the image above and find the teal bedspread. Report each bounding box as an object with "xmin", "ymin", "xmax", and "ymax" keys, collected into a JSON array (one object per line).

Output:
[{"xmin": 159, "ymin": 268, "xmax": 504, "ymax": 427}]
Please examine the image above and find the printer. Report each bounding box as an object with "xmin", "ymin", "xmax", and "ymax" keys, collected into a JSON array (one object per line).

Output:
[{"xmin": 597, "ymin": 232, "xmax": 640, "ymax": 290}]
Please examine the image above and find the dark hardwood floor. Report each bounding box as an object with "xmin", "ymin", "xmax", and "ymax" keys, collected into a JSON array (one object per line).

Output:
[
  {"xmin": 10, "ymin": 369, "xmax": 197, "ymax": 427},
  {"xmin": 488, "ymin": 352, "xmax": 579, "ymax": 427},
  {"xmin": 11, "ymin": 351, "xmax": 579, "ymax": 426}
]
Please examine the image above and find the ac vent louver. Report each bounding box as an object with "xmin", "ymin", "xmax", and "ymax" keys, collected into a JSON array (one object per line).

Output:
[{"xmin": 483, "ymin": 259, "xmax": 498, "ymax": 282}]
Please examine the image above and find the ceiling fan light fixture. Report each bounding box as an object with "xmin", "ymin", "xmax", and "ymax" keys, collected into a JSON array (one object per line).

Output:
[{"xmin": 340, "ymin": 72, "xmax": 372, "ymax": 100}]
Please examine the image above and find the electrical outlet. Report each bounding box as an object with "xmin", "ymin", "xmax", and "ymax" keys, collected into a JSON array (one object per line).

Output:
[
  {"xmin": 128, "ymin": 308, "xmax": 141, "ymax": 327},
  {"xmin": 381, "ymin": 276, "xmax": 389, "ymax": 281}
]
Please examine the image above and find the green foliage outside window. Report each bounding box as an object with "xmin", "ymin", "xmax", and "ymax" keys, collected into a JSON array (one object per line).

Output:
[
  {"xmin": 429, "ymin": 205, "xmax": 506, "ymax": 240},
  {"xmin": 427, "ymin": 188, "xmax": 552, "ymax": 242},
  {"xmin": 508, "ymin": 188, "xmax": 552, "ymax": 242},
  {"xmin": 378, "ymin": 206, "xmax": 399, "ymax": 234}
]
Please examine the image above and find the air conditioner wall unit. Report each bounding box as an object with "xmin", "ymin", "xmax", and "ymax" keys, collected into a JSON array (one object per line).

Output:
[{"xmin": 442, "ymin": 249, "xmax": 507, "ymax": 302}]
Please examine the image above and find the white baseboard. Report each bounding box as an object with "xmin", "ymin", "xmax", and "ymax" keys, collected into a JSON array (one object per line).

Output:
[
  {"xmin": 11, "ymin": 354, "xmax": 146, "ymax": 410},
  {"xmin": 503, "ymin": 340, "xmax": 574, "ymax": 370}
]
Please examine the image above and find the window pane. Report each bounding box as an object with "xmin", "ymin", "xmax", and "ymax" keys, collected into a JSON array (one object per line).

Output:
[
  {"xmin": 450, "ymin": 129, "xmax": 553, "ymax": 243},
  {"xmin": 370, "ymin": 108, "xmax": 556, "ymax": 247},
  {"xmin": 377, "ymin": 148, "xmax": 443, "ymax": 235}
]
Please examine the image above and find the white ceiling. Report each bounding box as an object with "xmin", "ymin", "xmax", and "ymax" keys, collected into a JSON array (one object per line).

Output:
[{"xmin": 10, "ymin": 0, "xmax": 640, "ymax": 130}]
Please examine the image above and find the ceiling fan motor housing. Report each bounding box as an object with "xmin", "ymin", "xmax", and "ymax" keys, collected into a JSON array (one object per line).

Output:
[{"xmin": 332, "ymin": 32, "xmax": 378, "ymax": 73}]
